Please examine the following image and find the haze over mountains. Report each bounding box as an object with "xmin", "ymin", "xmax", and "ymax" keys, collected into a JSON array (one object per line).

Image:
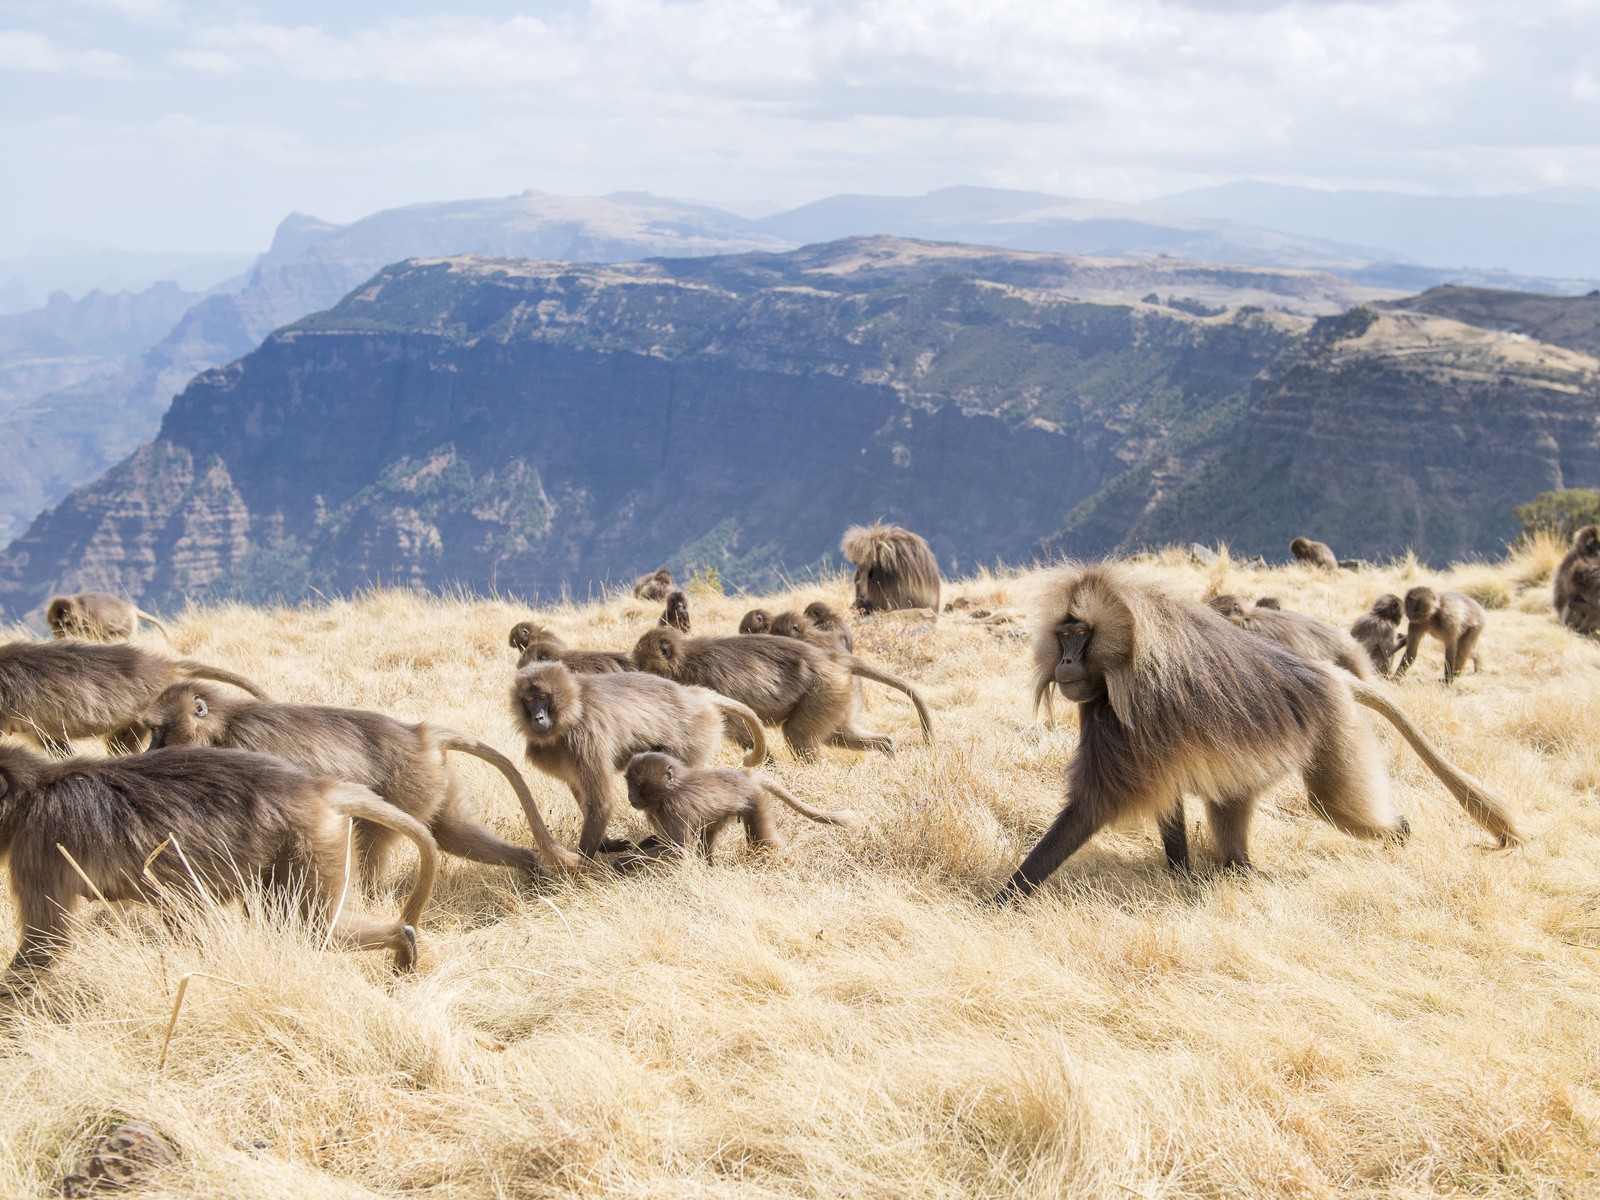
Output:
[
  {"xmin": 0, "ymin": 245, "xmax": 253, "ymax": 315},
  {"xmin": 6, "ymin": 237, "xmax": 1600, "ymax": 620},
  {"xmin": 1152, "ymin": 182, "xmax": 1600, "ymax": 284},
  {"xmin": 6, "ymin": 179, "xmax": 1600, "ymax": 556}
]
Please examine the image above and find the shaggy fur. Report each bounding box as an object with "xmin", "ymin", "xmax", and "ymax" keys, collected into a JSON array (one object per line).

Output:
[
  {"xmin": 659, "ymin": 590, "xmax": 691, "ymax": 633},
  {"xmin": 802, "ymin": 601, "xmax": 856, "ymax": 653},
  {"xmin": 615, "ymin": 751, "xmax": 858, "ymax": 862},
  {"xmin": 1565, "ymin": 563, "xmax": 1600, "ymax": 634},
  {"xmin": 632, "ymin": 568, "xmax": 675, "ymax": 601},
  {"xmin": 1207, "ymin": 594, "xmax": 1374, "ymax": 679},
  {"xmin": 508, "ymin": 620, "xmax": 545, "ymax": 651},
  {"xmin": 0, "ymin": 640, "xmax": 268, "ymax": 754},
  {"xmin": 1290, "ymin": 537, "xmax": 1340, "ymax": 570},
  {"xmin": 511, "ymin": 662, "xmax": 766, "ymax": 856},
  {"xmin": 141, "ymin": 683, "xmax": 583, "ymax": 875},
  {"xmin": 512, "ymin": 627, "xmax": 634, "ymax": 675},
  {"xmin": 46, "ymin": 593, "xmax": 166, "ymax": 641},
  {"xmin": 997, "ymin": 564, "xmax": 1519, "ymax": 901},
  {"xmin": 840, "ymin": 523, "xmax": 941, "ymax": 613},
  {"xmin": 631, "ymin": 627, "xmax": 933, "ymax": 757},
  {"xmin": 0, "ymin": 743, "xmax": 437, "ymax": 976},
  {"xmin": 1553, "ymin": 526, "xmax": 1600, "ymax": 631},
  {"xmin": 1351, "ymin": 594, "xmax": 1405, "ymax": 676},
  {"xmin": 1395, "ymin": 587, "xmax": 1485, "ymax": 683}
]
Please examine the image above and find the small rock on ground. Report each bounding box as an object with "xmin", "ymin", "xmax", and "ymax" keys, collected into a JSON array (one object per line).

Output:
[{"xmin": 60, "ymin": 1122, "xmax": 176, "ymax": 1197}]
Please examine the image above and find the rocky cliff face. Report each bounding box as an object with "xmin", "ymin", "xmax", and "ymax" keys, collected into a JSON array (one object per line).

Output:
[
  {"xmin": 1053, "ymin": 302, "xmax": 1600, "ymax": 561},
  {"xmin": 0, "ymin": 238, "xmax": 1301, "ymax": 615},
  {"xmin": 0, "ymin": 194, "xmax": 807, "ymax": 559},
  {"xmin": 0, "ymin": 282, "xmax": 204, "ymax": 543},
  {"xmin": 10, "ymin": 246, "xmax": 1595, "ymax": 620}
]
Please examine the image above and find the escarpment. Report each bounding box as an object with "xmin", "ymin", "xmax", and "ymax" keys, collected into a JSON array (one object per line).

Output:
[{"xmin": 6, "ymin": 245, "xmax": 1600, "ymax": 619}]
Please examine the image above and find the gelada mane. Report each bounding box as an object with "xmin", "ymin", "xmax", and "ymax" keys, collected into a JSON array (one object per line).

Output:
[
  {"xmin": 1030, "ymin": 562, "xmax": 1295, "ymax": 738},
  {"xmin": 841, "ymin": 523, "xmax": 922, "ymax": 575}
]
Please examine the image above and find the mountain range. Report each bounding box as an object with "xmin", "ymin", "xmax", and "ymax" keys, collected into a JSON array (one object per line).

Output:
[
  {"xmin": 6, "ymin": 181, "xmax": 1600, "ymax": 556},
  {"xmin": 4, "ymin": 239, "xmax": 1596, "ymax": 620}
]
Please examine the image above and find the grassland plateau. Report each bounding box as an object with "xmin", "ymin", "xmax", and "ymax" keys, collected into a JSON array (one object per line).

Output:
[{"xmin": 2, "ymin": 541, "xmax": 1597, "ymax": 1197}]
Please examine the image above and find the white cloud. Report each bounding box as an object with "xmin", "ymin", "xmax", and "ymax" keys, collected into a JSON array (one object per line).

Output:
[
  {"xmin": 4, "ymin": 0, "xmax": 1600, "ymax": 252},
  {"xmin": 182, "ymin": 14, "xmax": 585, "ymax": 85},
  {"xmin": 0, "ymin": 29, "xmax": 131, "ymax": 76}
]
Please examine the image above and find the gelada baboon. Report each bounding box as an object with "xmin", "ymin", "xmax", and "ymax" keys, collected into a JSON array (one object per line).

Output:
[
  {"xmin": 994, "ymin": 565, "xmax": 1520, "ymax": 903},
  {"xmin": 764, "ymin": 606, "xmax": 856, "ymax": 654},
  {"xmin": 802, "ymin": 601, "xmax": 856, "ymax": 653},
  {"xmin": 1207, "ymin": 594, "xmax": 1373, "ymax": 679},
  {"xmin": 0, "ymin": 743, "xmax": 438, "ymax": 976},
  {"xmin": 0, "ymin": 640, "xmax": 268, "ymax": 755},
  {"xmin": 46, "ymin": 593, "xmax": 166, "ymax": 641},
  {"xmin": 613, "ymin": 751, "xmax": 858, "ymax": 862},
  {"xmin": 767, "ymin": 611, "xmax": 808, "ymax": 640},
  {"xmin": 630, "ymin": 627, "xmax": 933, "ymax": 757},
  {"xmin": 841, "ymin": 522, "xmax": 941, "ymax": 613},
  {"xmin": 1395, "ymin": 587, "xmax": 1485, "ymax": 683},
  {"xmin": 1351, "ymin": 594, "xmax": 1405, "ymax": 677},
  {"xmin": 1290, "ymin": 537, "xmax": 1339, "ymax": 570},
  {"xmin": 1564, "ymin": 563, "xmax": 1600, "ymax": 634},
  {"xmin": 659, "ymin": 590, "xmax": 691, "ymax": 632},
  {"xmin": 1253, "ymin": 596, "xmax": 1283, "ymax": 611},
  {"xmin": 508, "ymin": 620, "xmax": 546, "ymax": 651},
  {"xmin": 738, "ymin": 609, "xmax": 772, "ymax": 635},
  {"xmin": 511, "ymin": 662, "xmax": 767, "ymax": 856},
  {"xmin": 142, "ymin": 683, "xmax": 585, "ymax": 876},
  {"xmin": 632, "ymin": 568, "xmax": 675, "ymax": 601},
  {"xmin": 767, "ymin": 604, "xmax": 865, "ymax": 709},
  {"xmin": 1553, "ymin": 526, "xmax": 1600, "ymax": 630},
  {"xmin": 510, "ymin": 625, "xmax": 633, "ymax": 675}
]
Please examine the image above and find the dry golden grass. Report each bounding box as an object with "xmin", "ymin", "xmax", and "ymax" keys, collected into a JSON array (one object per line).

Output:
[{"xmin": 2, "ymin": 555, "xmax": 1599, "ymax": 1198}]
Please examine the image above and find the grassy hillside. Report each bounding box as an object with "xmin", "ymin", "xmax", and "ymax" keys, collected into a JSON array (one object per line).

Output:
[{"xmin": 2, "ymin": 544, "xmax": 1598, "ymax": 1197}]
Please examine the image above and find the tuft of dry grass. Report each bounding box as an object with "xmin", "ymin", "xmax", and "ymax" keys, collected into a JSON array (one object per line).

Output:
[
  {"xmin": 1508, "ymin": 528, "xmax": 1570, "ymax": 590},
  {"xmin": 2, "ymin": 554, "xmax": 1599, "ymax": 1197}
]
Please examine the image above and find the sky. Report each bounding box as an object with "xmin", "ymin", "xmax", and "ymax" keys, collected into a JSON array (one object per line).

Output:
[{"xmin": 3, "ymin": 0, "xmax": 1599, "ymax": 255}]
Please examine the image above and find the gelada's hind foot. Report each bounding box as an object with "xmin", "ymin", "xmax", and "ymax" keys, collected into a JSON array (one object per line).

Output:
[{"xmin": 392, "ymin": 925, "xmax": 418, "ymax": 973}]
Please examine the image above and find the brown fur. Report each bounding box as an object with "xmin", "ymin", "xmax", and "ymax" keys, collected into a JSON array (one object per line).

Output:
[
  {"xmin": 767, "ymin": 610, "xmax": 809, "ymax": 640},
  {"xmin": 141, "ymin": 683, "xmax": 584, "ymax": 877},
  {"xmin": 1351, "ymin": 594, "xmax": 1405, "ymax": 677},
  {"xmin": 738, "ymin": 609, "xmax": 772, "ymax": 635},
  {"xmin": 802, "ymin": 601, "xmax": 856, "ymax": 653},
  {"xmin": 46, "ymin": 593, "xmax": 166, "ymax": 641},
  {"xmin": 0, "ymin": 743, "xmax": 438, "ymax": 977},
  {"xmin": 764, "ymin": 606, "xmax": 856, "ymax": 655},
  {"xmin": 1253, "ymin": 596, "xmax": 1282, "ymax": 611},
  {"xmin": 510, "ymin": 662, "xmax": 766, "ymax": 856},
  {"xmin": 1565, "ymin": 563, "xmax": 1600, "ymax": 634},
  {"xmin": 632, "ymin": 568, "xmax": 675, "ymax": 601},
  {"xmin": 0, "ymin": 640, "xmax": 269, "ymax": 755},
  {"xmin": 1206, "ymin": 595, "xmax": 1374, "ymax": 680},
  {"xmin": 616, "ymin": 751, "xmax": 858, "ymax": 862},
  {"xmin": 508, "ymin": 620, "xmax": 546, "ymax": 651},
  {"xmin": 659, "ymin": 590, "xmax": 691, "ymax": 633},
  {"xmin": 1395, "ymin": 587, "xmax": 1485, "ymax": 683},
  {"xmin": 773, "ymin": 605, "xmax": 865, "ymax": 710},
  {"xmin": 995, "ymin": 564, "xmax": 1520, "ymax": 902},
  {"xmin": 840, "ymin": 523, "xmax": 941, "ymax": 613},
  {"xmin": 630, "ymin": 627, "xmax": 933, "ymax": 757},
  {"xmin": 1553, "ymin": 526, "xmax": 1600, "ymax": 631},
  {"xmin": 1290, "ymin": 537, "xmax": 1339, "ymax": 570},
  {"xmin": 512, "ymin": 628, "xmax": 633, "ymax": 675}
]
